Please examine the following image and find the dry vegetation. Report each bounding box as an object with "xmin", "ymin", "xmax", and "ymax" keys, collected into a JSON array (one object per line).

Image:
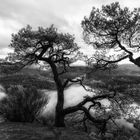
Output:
[{"xmin": 0, "ymin": 65, "xmax": 140, "ymax": 139}]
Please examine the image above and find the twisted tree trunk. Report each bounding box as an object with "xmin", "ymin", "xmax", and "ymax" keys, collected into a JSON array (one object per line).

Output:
[
  {"xmin": 55, "ymin": 88, "xmax": 65, "ymax": 127},
  {"xmin": 49, "ymin": 61, "xmax": 65, "ymax": 127}
]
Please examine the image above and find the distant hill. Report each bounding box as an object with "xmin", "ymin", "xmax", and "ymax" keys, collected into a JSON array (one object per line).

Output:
[
  {"xmin": 1, "ymin": 63, "xmax": 140, "ymax": 79},
  {"xmin": 113, "ymin": 64, "xmax": 140, "ymax": 76}
]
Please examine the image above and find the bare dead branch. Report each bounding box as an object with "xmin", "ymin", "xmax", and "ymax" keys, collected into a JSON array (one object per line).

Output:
[{"xmin": 63, "ymin": 90, "xmax": 116, "ymax": 116}]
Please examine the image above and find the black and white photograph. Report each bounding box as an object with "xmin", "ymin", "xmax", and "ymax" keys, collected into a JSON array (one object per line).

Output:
[{"xmin": 0, "ymin": 0, "xmax": 140, "ymax": 139}]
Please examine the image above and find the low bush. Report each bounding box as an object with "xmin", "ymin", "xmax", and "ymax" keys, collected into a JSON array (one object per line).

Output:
[{"xmin": 0, "ymin": 86, "xmax": 47, "ymax": 122}]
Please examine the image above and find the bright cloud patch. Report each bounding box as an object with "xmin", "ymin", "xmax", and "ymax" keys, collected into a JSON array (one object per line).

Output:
[{"xmin": 0, "ymin": 0, "xmax": 140, "ymax": 58}]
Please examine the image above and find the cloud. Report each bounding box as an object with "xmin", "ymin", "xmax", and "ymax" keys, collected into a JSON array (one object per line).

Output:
[
  {"xmin": 0, "ymin": 47, "xmax": 13, "ymax": 58},
  {"xmin": 0, "ymin": 0, "xmax": 140, "ymax": 58},
  {"xmin": 0, "ymin": 18, "xmax": 22, "ymax": 52},
  {"xmin": 0, "ymin": 0, "xmax": 95, "ymax": 57}
]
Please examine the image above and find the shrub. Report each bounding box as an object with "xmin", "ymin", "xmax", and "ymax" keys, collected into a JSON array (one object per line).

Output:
[{"xmin": 0, "ymin": 86, "xmax": 47, "ymax": 122}]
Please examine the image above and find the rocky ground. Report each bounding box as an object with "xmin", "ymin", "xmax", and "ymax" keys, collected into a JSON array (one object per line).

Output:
[{"xmin": 0, "ymin": 122, "xmax": 93, "ymax": 140}]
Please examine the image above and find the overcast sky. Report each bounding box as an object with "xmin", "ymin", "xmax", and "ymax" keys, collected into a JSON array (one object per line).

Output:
[{"xmin": 0, "ymin": 0, "xmax": 140, "ymax": 59}]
